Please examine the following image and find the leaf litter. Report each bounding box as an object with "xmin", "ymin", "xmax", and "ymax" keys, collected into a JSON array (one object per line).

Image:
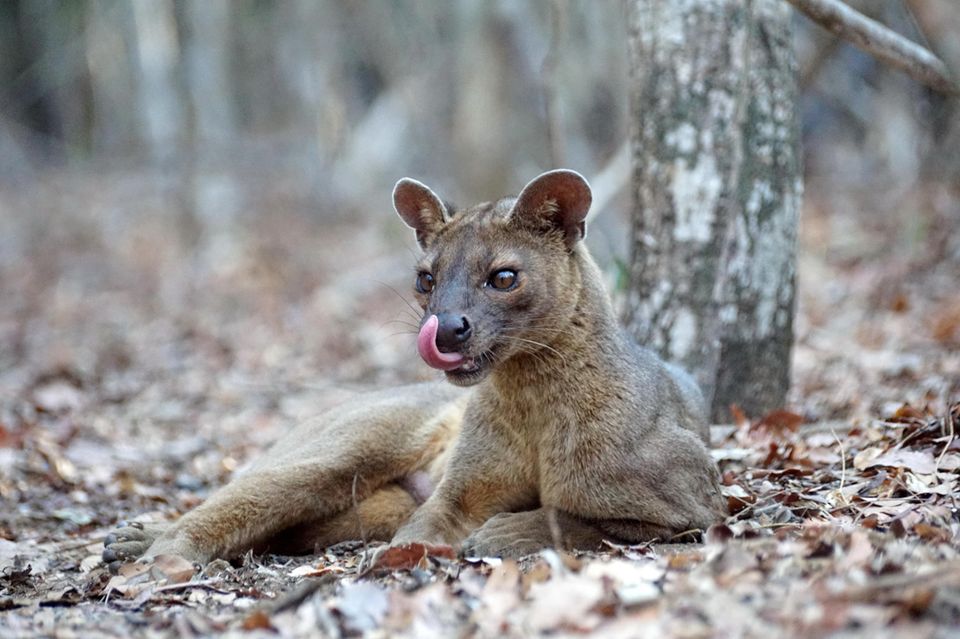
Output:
[{"xmin": 0, "ymin": 173, "xmax": 958, "ymax": 637}]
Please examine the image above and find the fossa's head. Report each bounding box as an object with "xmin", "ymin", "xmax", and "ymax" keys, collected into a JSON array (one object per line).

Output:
[{"xmin": 393, "ymin": 169, "xmax": 592, "ymax": 386}]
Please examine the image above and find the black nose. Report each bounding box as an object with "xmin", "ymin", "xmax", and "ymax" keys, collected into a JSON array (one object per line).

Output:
[{"xmin": 435, "ymin": 313, "xmax": 472, "ymax": 352}]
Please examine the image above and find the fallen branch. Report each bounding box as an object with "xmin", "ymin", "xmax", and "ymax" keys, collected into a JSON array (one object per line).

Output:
[
  {"xmin": 541, "ymin": 0, "xmax": 568, "ymax": 168},
  {"xmin": 152, "ymin": 578, "xmax": 226, "ymax": 595},
  {"xmin": 784, "ymin": 0, "xmax": 958, "ymax": 95},
  {"xmin": 829, "ymin": 561, "xmax": 960, "ymax": 603},
  {"xmin": 264, "ymin": 574, "xmax": 337, "ymax": 615},
  {"xmin": 585, "ymin": 141, "xmax": 630, "ymax": 223}
]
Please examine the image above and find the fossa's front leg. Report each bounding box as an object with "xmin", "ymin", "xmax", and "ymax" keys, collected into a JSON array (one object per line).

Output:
[
  {"xmin": 461, "ymin": 509, "xmax": 605, "ymax": 557},
  {"xmin": 390, "ymin": 425, "xmax": 537, "ymax": 548},
  {"xmin": 461, "ymin": 509, "xmax": 681, "ymax": 557}
]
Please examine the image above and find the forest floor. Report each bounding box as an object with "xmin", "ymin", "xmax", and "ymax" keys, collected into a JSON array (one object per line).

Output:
[{"xmin": 0, "ymin": 171, "xmax": 958, "ymax": 638}]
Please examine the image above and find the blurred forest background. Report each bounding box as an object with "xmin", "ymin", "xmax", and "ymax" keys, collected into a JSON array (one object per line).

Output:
[
  {"xmin": 1, "ymin": 0, "xmax": 958, "ymax": 437},
  {"xmin": 1, "ymin": 1, "xmax": 959, "ymax": 636}
]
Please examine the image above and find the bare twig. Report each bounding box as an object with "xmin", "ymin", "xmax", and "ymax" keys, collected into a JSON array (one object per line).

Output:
[
  {"xmin": 541, "ymin": 0, "xmax": 567, "ymax": 167},
  {"xmin": 784, "ymin": 0, "xmax": 957, "ymax": 94},
  {"xmin": 545, "ymin": 508, "xmax": 564, "ymax": 552},
  {"xmin": 935, "ymin": 405, "xmax": 956, "ymax": 473},
  {"xmin": 668, "ymin": 528, "xmax": 704, "ymax": 542},
  {"xmin": 904, "ymin": 0, "xmax": 960, "ymax": 83},
  {"xmin": 831, "ymin": 561, "xmax": 960, "ymax": 602},
  {"xmin": 799, "ymin": 33, "xmax": 841, "ymax": 89},
  {"xmin": 585, "ymin": 141, "xmax": 630, "ymax": 223},
  {"xmin": 829, "ymin": 422, "xmax": 849, "ymax": 506},
  {"xmin": 904, "ymin": 0, "xmax": 960, "ymax": 176},
  {"xmin": 152, "ymin": 578, "xmax": 226, "ymax": 594},
  {"xmin": 264, "ymin": 574, "xmax": 337, "ymax": 614},
  {"xmin": 350, "ymin": 473, "xmax": 370, "ymax": 573}
]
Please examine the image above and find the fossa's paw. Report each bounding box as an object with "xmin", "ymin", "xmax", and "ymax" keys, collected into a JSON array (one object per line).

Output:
[
  {"xmin": 461, "ymin": 511, "xmax": 552, "ymax": 558},
  {"xmin": 102, "ymin": 521, "xmax": 170, "ymax": 570}
]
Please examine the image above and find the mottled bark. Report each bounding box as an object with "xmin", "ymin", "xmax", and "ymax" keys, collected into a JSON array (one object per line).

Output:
[{"xmin": 622, "ymin": 0, "xmax": 802, "ymax": 421}]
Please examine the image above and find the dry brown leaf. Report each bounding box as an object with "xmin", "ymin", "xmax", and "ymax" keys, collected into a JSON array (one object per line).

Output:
[
  {"xmin": 930, "ymin": 298, "xmax": 960, "ymax": 344},
  {"xmin": 0, "ymin": 423, "xmax": 20, "ymax": 448},
  {"xmin": 853, "ymin": 447, "xmax": 885, "ymax": 471},
  {"xmin": 705, "ymin": 523, "xmax": 735, "ymax": 544},
  {"xmin": 335, "ymin": 581, "xmax": 390, "ymax": 633},
  {"xmin": 904, "ymin": 472, "xmax": 956, "ymax": 496},
  {"xmin": 889, "ymin": 403, "xmax": 927, "ymax": 422},
  {"xmin": 525, "ymin": 573, "xmax": 605, "ymax": 633},
  {"xmin": 839, "ymin": 531, "xmax": 873, "ymax": 570},
  {"xmin": 558, "ymin": 551, "xmax": 583, "ymax": 572},
  {"xmin": 666, "ymin": 550, "xmax": 704, "ymax": 570},
  {"xmin": 889, "ymin": 519, "xmax": 907, "ymax": 538},
  {"xmin": 912, "ymin": 523, "xmax": 952, "ymax": 544},
  {"xmin": 937, "ymin": 454, "xmax": 960, "ymax": 471},
  {"xmin": 474, "ymin": 560, "xmax": 521, "ymax": 635},
  {"xmin": 150, "ymin": 554, "xmax": 197, "ymax": 584},
  {"xmin": 889, "ymin": 292, "xmax": 910, "ymax": 313},
  {"xmin": 723, "ymin": 487, "xmax": 756, "ymax": 515},
  {"xmin": 383, "ymin": 582, "xmax": 456, "ymax": 635},
  {"xmin": 34, "ymin": 437, "xmax": 79, "ymax": 484},
  {"xmin": 289, "ymin": 564, "xmax": 321, "ymax": 578},
  {"xmin": 370, "ymin": 542, "xmax": 455, "ymax": 572},
  {"xmin": 117, "ymin": 561, "xmax": 151, "ymax": 579},
  {"xmin": 79, "ymin": 554, "xmax": 102, "ymax": 573},
  {"xmin": 583, "ymin": 559, "xmax": 663, "ymax": 607},
  {"xmin": 730, "ymin": 404, "xmax": 749, "ymax": 429},
  {"xmin": 32, "ymin": 381, "xmax": 83, "ymax": 414},
  {"xmin": 241, "ymin": 610, "xmax": 274, "ymax": 631},
  {"xmin": 290, "ymin": 563, "xmax": 347, "ymax": 578},
  {"xmin": 521, "ymin": 560, "xmax": 552, "ymax": 595},
  {"xmin": 755, "ymin": 409, "xmax": 804, "ymax": 434},
  {"xmin": 863, "ymin": 449, "xmax": 937, "ymax": 475},
  {"xmin": 104, "ymin": 561, "xmax": 154, "ymax": 599}
]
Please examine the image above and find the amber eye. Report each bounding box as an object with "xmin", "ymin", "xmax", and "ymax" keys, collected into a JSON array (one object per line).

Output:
[
  {"xmin": 416, "ymin": 272, "xmax": 434, "ymax": 294},
  {"xmin": 488, "ymin": 269, "xmax": 517, "ymax": 291}
]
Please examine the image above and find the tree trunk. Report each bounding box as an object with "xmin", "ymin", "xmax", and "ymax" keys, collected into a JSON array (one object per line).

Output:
[
  {"xmin": 622, "ymin": 0, "xmax": 802, "ymax": 422},
  {"xmin": 130, "ymin": 0, "xmax": 183, "ymax": 166},
  {"xmin": 183, "ymin": 0, "xmax": 236, "ymax": 149}
]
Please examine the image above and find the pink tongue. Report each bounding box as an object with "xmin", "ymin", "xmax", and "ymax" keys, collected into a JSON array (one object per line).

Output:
[{"xmin": 417, "ymin": 315, "xmax": 467, "ymax": 371}]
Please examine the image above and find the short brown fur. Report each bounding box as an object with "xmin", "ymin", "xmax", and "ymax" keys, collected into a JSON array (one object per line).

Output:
[{"xmin": 103, "ymin": 170, "xmax": 725, "ymax": 566}]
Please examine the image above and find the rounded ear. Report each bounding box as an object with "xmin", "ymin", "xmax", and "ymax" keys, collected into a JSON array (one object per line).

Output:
[
  {"xmin": 509, "ymin": 169, "xmax": 592, "ymax": 247},
  {"xmin": 393, "ymin": 178, "xmax": 450, "ymax": 249}
]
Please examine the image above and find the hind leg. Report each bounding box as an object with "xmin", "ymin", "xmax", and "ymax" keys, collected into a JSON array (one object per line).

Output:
[
  {"xmin": 102, "ymin": 384, "xmax": 465, "ymax": 565},
  {"xmin": 268, "ymin": 483, "xmax": 422, "ymax": 553}
]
